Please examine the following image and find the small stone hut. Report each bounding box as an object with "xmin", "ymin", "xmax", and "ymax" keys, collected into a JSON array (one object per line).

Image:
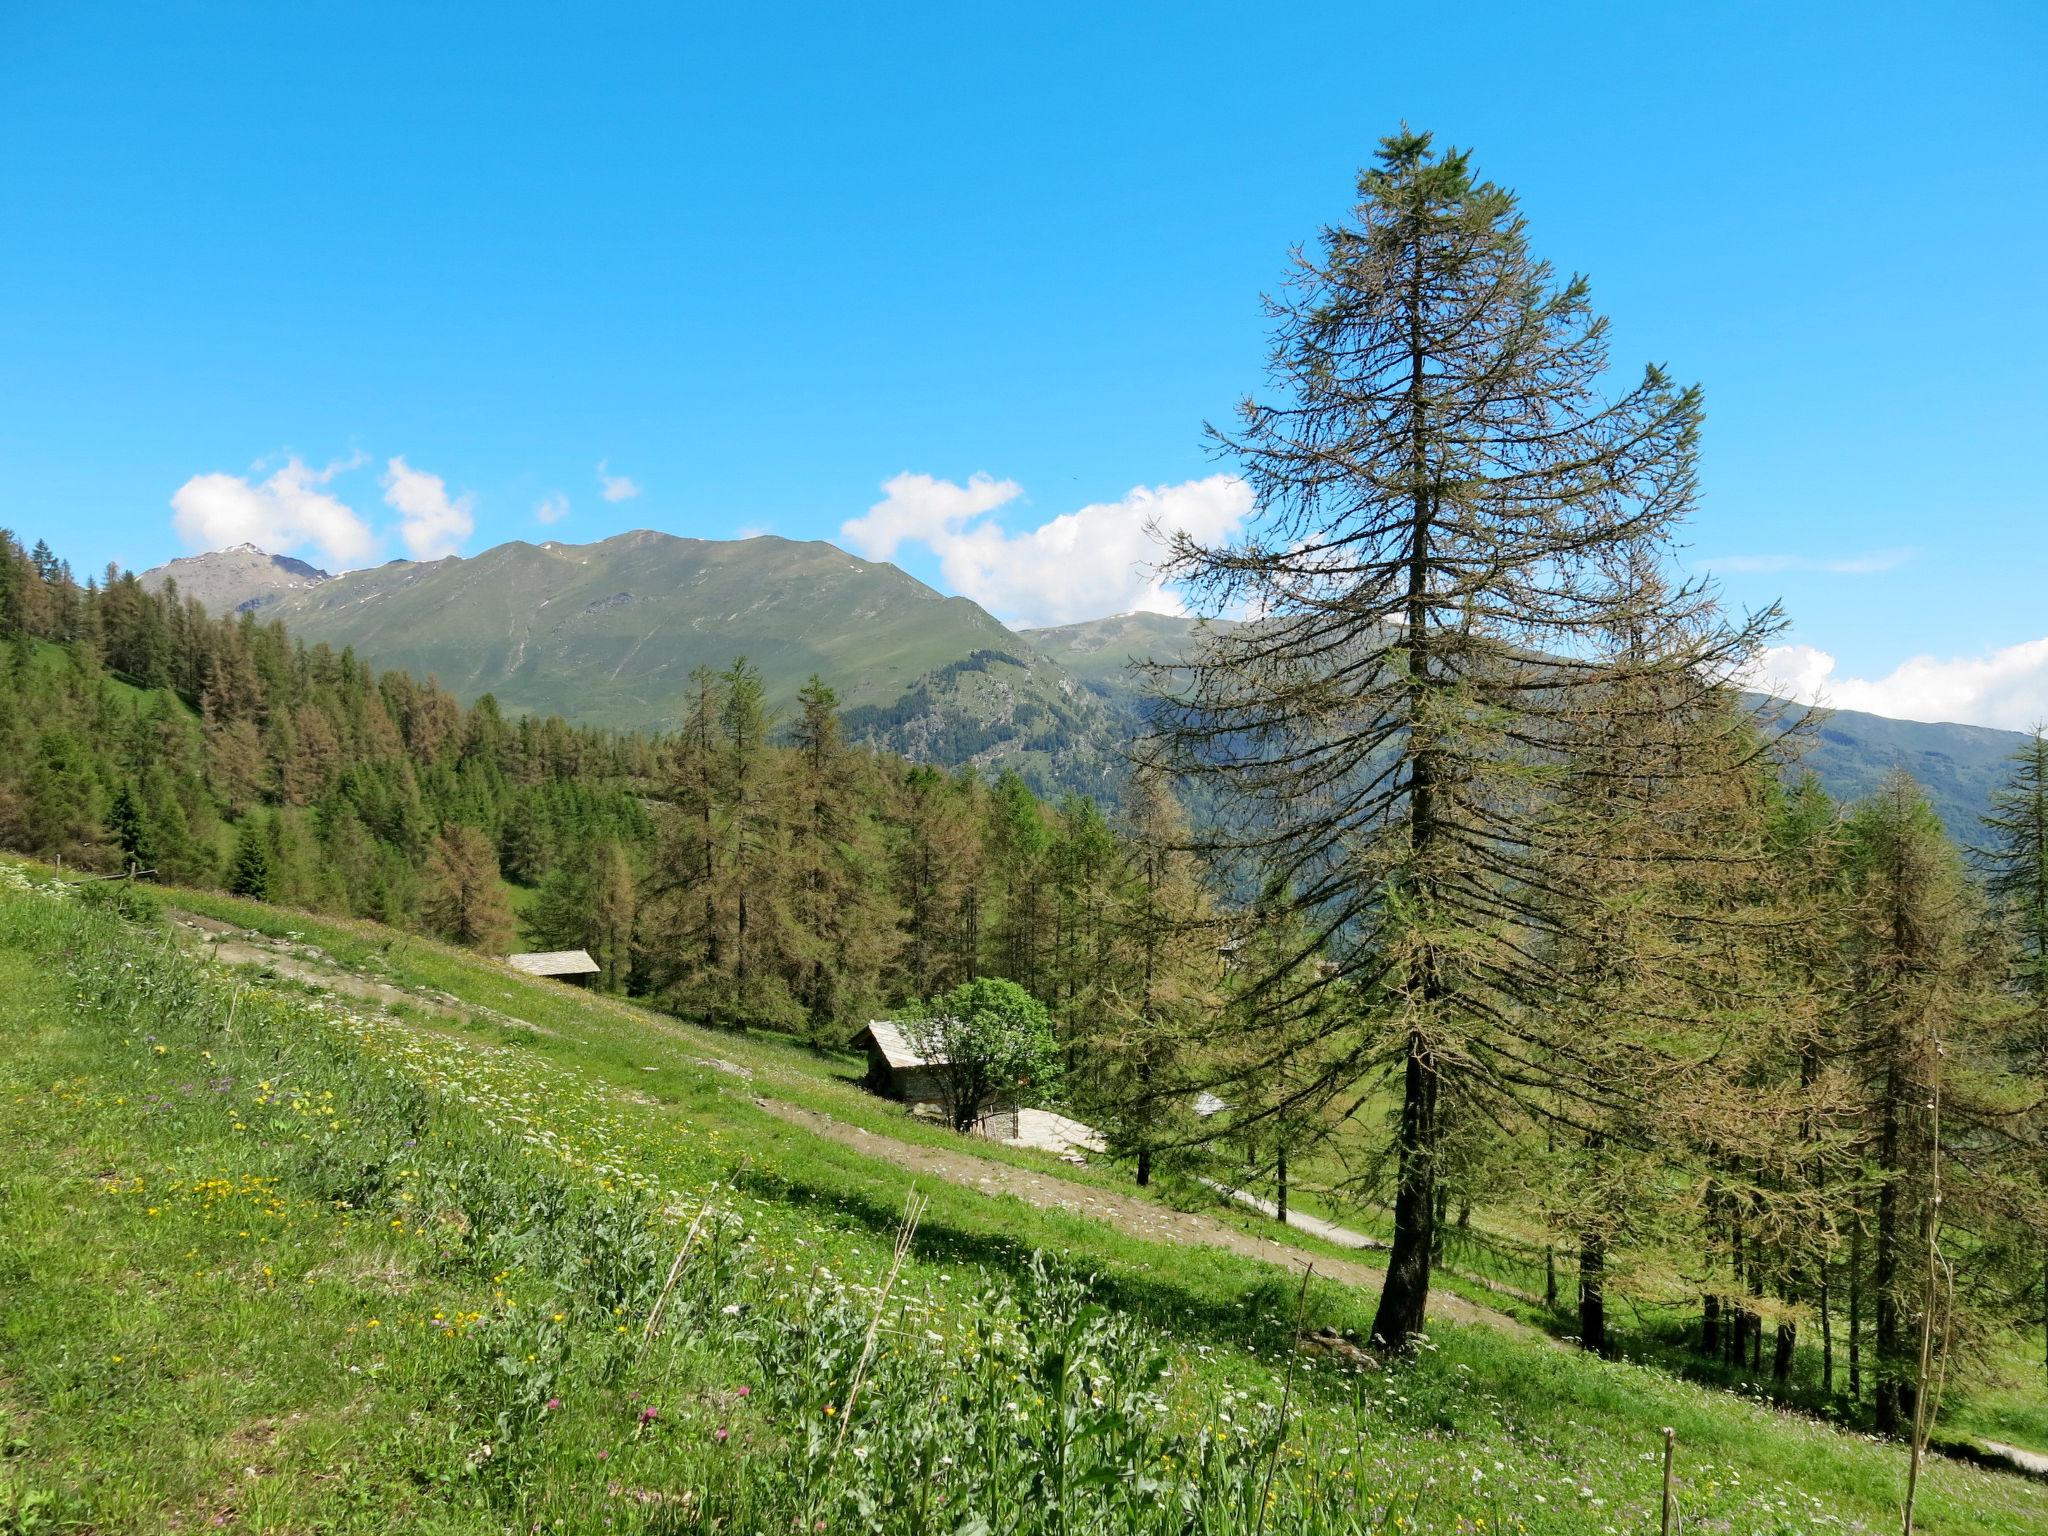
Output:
[
  {"xmin": 506, "ymin": 949, "xmax": 601, "ymax": 987},
  {"xmin": 852, "ymin": 1020, "xmax": 950, "ymax": 1106}
]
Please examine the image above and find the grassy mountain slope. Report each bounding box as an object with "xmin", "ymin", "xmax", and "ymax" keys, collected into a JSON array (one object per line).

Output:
[
  {"xmin": 1788, "ymin": 701, "xmax": 2031, "ymax": 842},
  {"xmin": 1030, "ymin": 613, "xmax": 2032, "ymax": 839},
  {"xmin": 840, "ymin": 644, "xmax": 1126, "ymax": 801},
  {"xmin": 5, "ymin": 862, "xmax": 2045, "ymax": 1533},
  {"xmin": 265, "ymin": 530, "xmax": 1021, "ymax": 727},
  {"xmin": 145, "ymin": 534, "xmax": 2031, "ymax": 829}
]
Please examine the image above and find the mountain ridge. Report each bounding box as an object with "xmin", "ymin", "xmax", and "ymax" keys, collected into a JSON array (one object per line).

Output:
[
  {"xmin": 138, "ymin": 542, "xmax": 333, "ymax": 614},
  {"xmin": 138, "ymin": 536, "xmax": 2031, "ymax": 834}
]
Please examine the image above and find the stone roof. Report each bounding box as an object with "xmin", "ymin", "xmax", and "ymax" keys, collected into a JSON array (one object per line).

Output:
[
  {"xmin": 506, "ymin": 949, "xmax": 601, "ymax": 977},
  {"xmin": 855, "ymin": 1019, "xmax": 946, "ymax": 1071}
]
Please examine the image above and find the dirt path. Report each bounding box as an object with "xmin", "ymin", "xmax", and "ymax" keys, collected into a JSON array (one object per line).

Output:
[
  {"xmin": 164, "ymin": 909, "xmax": 551, "ymax": 1033},
  {"xmin": 1202, "ymin": 1177, "xmax": 1390, "ymax": 1251},
  {"xmin": 754, "ymin": 1098, "xmax": 1540, "ymax": 1339}
]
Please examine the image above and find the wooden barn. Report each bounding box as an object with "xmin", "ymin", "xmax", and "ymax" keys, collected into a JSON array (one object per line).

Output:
[
  {"xmin": 852, "ymin": 1019, "xmax": 949, "ymax": 1105},
  {"xmin": 506, "ymin": 949, "xmax": 601, "ymax": 987}
]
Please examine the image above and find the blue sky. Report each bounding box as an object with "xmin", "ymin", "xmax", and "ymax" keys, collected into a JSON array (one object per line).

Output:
[{"xmin": 1, "ymin": 2, "xmax": 2043, "ymax": 724}]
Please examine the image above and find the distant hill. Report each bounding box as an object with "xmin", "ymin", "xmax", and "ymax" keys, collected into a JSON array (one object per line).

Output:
[
  {"xmin": 256, "ymin": 530, "xmax": 1019, "ymax": 720},
  {"xmin": 141, "ymin": 534, "xmax": 2032, "ymax": 833},
  {"xmin": 139, "ymin": 542, "xmax": 332, "ymax": 613},
  {"xmin": 1028, "ymin": 612, "xmax": 2030, "ymax": 842}
]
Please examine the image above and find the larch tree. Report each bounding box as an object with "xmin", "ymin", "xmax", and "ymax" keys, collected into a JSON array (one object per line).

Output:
[
  {"xmin": 1082, "ymin": 767, "xmax": 1222, "ymax": 1188},
  {"xmin": 1844, "ymin": 771, "xmax": 1979, "ymax": 1433},
  {"xmin": 1974, "ymin": 729, "xmax": 2048, "ymax": 1369},
  {"xmin": 786, "ymin": 675, "xmax": 895, "ymax": 1041},
  {"xmin": 1148, "ymin": 129, "xmax": 1770, "ymax": 1349},
  {"xmin": 1530, "ymin": 569, "xmax": 1782, "ymax": 1358},
  {"xmin": 420, "ymin": 824, "xmax": 515, "ymax": 952},
  {"xmin": 890, "ymin": 764, "xmax": 984, "ymax": 999}
]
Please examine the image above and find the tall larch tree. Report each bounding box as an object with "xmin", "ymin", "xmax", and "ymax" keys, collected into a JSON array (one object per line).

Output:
[{"xmin": 1148, "ymin": 129, "xmax": 1768, "ymax": 1349}]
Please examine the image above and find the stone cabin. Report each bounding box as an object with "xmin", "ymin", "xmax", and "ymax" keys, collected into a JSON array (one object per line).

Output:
[
  {"xmin": 852, "ymin": 1019, "xmax": 949, "ymax": 1105},
  {"xmin": 506, "ymin": 949, "xmax": 601, "ymax": 987}
]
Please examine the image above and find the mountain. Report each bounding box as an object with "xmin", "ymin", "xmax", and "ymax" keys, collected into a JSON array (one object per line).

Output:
[
  {"xmin": 1028, "ymin": 612, "xmax": 2030, "ymax": 843},
  {"xmin": 143, "ymin": 532, "xmax": 2031, "ymax": 834},
  {"xmin": 255, "ymin": 531, "xmax": 1020, "ymax": 722},
  {"xmin": 139, "ymin": 542, "xmax": 332, "ymax": 613}
]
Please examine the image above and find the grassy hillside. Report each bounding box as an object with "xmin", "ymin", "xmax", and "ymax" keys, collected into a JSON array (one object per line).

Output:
[
  {"xmin": 4, "ymin": 861, "xmax": 2046, "ymax": 1533},
  {"xmin": 267, "ymin": 530, "xmax": 1022, "ymax": 726}
]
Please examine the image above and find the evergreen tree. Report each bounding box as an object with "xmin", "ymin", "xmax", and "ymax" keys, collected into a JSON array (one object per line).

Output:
[
  {"xmin": 1980, "ymin": 728, "xmax": 2048, "ymax": 1012},
  {"xmin": 227, "ymin": 818, "xmax": 273, "ymax": 900},
  {"xmin": 1147, "ymin": 129, "xmax": 1774, "ymax": 1349},
  {"xmin": 107, "ymin": 781, "xmax": 155, "ymax": 873}
]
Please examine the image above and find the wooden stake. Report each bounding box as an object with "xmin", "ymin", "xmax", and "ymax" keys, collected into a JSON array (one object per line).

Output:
[{"xmin": 1661, "ymin": 1426, "xmax": 1677, "ymax": 1536}]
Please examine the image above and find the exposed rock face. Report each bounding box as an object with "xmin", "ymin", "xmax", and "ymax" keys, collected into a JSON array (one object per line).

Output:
[{"xmin": 139, "ymin": 543, "xmax": 334, "ymax": 615}]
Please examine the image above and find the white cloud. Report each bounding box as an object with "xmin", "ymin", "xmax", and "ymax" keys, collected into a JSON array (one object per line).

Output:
[
  {"xmin": 597, "ymin": 460, "xmax": 640, "ymax": 503},
  {"xmin": 1745, "ymin": 638, "xmax": 2048, "ymax": 731},
  {"xmin": 840, "ymin": 471, "xmax": 1254, "ymax": 629},
  {"xmin": 170, "ymin": 452, "xmax": 376, "ymax": 569},
  {"xmin": 382, "ymin": 456, "xmax": 475, "ymax": 561},
  {"xmin": 535, "ymin": 492, "xmax": 570, "ymax": 525},
  {"xmin": 1702, "ymin": 548, "xmax": 1916, "ymax": 576},
  {"xmin": 840, "ymin": 472, "xmax": 1025, "ymax": 562}
]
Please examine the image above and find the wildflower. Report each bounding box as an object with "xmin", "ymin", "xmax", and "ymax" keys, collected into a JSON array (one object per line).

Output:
[
  {"xmin": 734, "ymin": 1385, "xmax": 750, "ymax": 1398},
  {"xmin": 546, "ymin": 1398, "xmax": 561, "ymax": 1411},
  {"xmin": 716, "ymin": 1427, "xmax": 729, "ymax": 1442},
  {"xmin": 639, "ymin": 1407, "xmax": 658, "ymax": 1423}
]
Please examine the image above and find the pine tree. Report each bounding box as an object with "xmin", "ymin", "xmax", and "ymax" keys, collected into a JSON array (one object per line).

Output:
[
  {"xmin": 1980, "ymin": 728, "xmax": 2048, "ymax": 1014},
  {"xmin": 227, "ymin": 819, "xmax": 273, "ymax": 900},
  {"xmin": 108, "ymin": 781, "xmax": 155, "ymax": 873},
  {"xmin": 1148, "ymin": 129, "xmax": 1772, "ymax": 1349}
]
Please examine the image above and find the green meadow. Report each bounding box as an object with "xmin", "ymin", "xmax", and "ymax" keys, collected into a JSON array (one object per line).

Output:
[{"xmin": 3, "ymin": 864, "xmax": 2045, "ymax": 1534}]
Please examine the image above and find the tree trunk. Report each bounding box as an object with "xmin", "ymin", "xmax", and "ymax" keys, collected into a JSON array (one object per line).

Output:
[
  {"xmin": 1275, "ymin": 1143, "xmax": 1289, "ymax": 1226},
  {"xmin": 1369, "ymin": 227, "xmax": 1444, "ymax": 1358},
  {"xmin": 1370, "ymin": 1031, "xmax": 1438, "ymax": 1348},
  {"xmin": 1579, "ymin": 1233, "xmax": 1608, "ymax": 1357},
  {"xmin": 1135, "ymin": 1146, "xmax": 1151, "ymax": 1189},
  {"xmin": 1875, "ymin": 1097, "xmax": 1903, "ymax": 1433},
  {"xmin": 1773, "ymin": 1318, "xmax": 1796, "ymax": 1387},
  {"xmin": 1849, "ymin": 1218, "xmax": 1863, "ymax": 1401},
  {"xmin": 1701, "ymin": 1292, "xmax": 1720, "ymax": 1356},
  {"xmin": 1821, "ymin": 1274, "xmax": 1835, "ymax": 1396}
]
